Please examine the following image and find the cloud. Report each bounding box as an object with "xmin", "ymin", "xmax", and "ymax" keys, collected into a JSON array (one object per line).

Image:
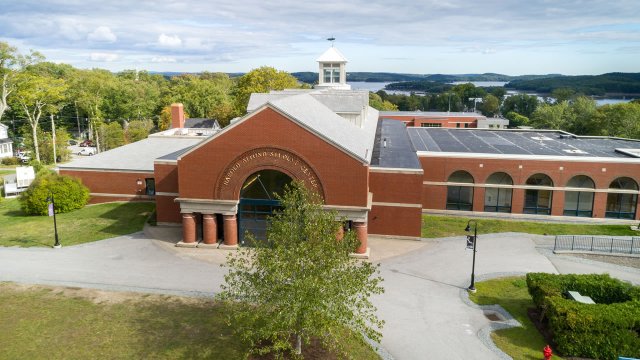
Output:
[
  {"xmin": 90, "ymin": 52, "xmax": 119, "ymax": 62},
  {"xmin": 151, "ymin": 56, "xmax": 177, "ymax": 63},
  {"xmin": 87, "ymin": 26, "xmax": 116, "ymax": 43},
  {"xmin": 158, "ymin": 33, "xmax": 182, "ymax": 47}
]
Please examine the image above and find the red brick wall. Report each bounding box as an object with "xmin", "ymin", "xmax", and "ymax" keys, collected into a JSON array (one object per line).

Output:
[
  {"xmin": 59, "ymin": 169, "xmax": 153, "ymax": 203},
  {"xmin": 368, "ymin": 170, "xmax": 423, "ymax": 237},
  {"xmin": 178, "ymin": 107, "xmax": 369, "ymax": 207},
  {"xmin": 420, "ymin": 155, "xmax": 640, "ymax": 219},
  {"xmin": 381, "ymin": 114, "xmax": 481, "ymax": 128}
]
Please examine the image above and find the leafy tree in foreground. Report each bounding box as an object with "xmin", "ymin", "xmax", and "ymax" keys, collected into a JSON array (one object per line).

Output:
[{"xmin": 217, "ymin": 182, "xmax": 384, "ymax": 358}]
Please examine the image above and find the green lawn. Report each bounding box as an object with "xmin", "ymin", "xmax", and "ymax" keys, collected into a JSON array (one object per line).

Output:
[
  {"xmin": 422, "ymin": 215, "xmax": 637, "ymax": 238},
  {"xmin": 469, "ymin": 276, "xmax": 563, "ymax": 360},
  {"xmin": 0, "ymin": 198, "xmax": 155, "ymax": 247},
  {"xmin": 0, "ymin": 283, "xmax": 379, "ymax": 359}
]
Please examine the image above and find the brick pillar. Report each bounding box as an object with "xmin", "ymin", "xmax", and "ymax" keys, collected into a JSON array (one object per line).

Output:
[
  {"xmin": 335, "ymin": 223, "xmax": 344, "ymax": 241},
  {"xmin": 551, "ymin": 190, "xmax": 565, "ymax": 216},
  {"xmin": 202, "ymin": 214, "xmax": 217, "ymax": 244},
  {"xmin": 182, "ymin": 213, "xmax": 196, "ymax": 243},
  {"xmin": 592, "ymin": 192, "xmax": 607, "ymax": 218},
  {"xmin": 223, "ymin": 214, "xmax": 238, "ymax": 246},
  {"xmin": 511, "ymin": 188, "xmax": 524, "ymax": 214},
  {"xmin": 352, "ymin": 221, "xmax": 368, "ymax": 254},
  {"xmin": 472, "ymin": 187, "xmax": 484, "ymax": 212}
]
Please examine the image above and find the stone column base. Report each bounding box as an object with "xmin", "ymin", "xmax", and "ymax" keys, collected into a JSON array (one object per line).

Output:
[
  {"xmin": 175, "ymin": 241, "xmax": 198, "ymax": 248},
  {"xmin": 349, "ymin": 247, "xmax": 370, "ymax": 259},
  {"xmin": 218, "ymin": 243, "xmax": 239, "ymax": 250}
]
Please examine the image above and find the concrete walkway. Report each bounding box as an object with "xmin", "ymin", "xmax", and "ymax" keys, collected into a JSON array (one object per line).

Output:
[{"xmin": 0, "ymin": 229, "xmax": 638, "ymax": 360}]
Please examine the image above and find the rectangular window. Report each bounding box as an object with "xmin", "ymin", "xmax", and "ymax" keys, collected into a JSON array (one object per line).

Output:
[
  {"xmin": 145, "ymin": 178, "xmax": 156, "ymax": 196},
  {"xmin": 464, "ymin": 123, "xmax": 469, "ymax": 128},
  {"xmin": 420, "ymin": 123, "xmax": 442, "ymax": 127},
  {"xmin": 456, "ymin": 123, "xmax": 461, "ymax": 128}
]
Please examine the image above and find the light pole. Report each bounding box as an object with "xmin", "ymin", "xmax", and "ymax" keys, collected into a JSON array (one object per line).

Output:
[
  {"xmin": 465, "ymin": 220, "xmax": 478, "ymax": 292},
  {"xmin": 47, "ymin": 192, "xmax": 61, "ymax": 249}
]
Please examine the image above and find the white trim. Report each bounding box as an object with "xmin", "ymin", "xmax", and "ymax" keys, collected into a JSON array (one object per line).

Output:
[
  {"xmin": 90, "ymin": 192, "xmax": 154, "ymax": 199},
  {"xmin": 417, "ymin": 151, "xmax": 640, "ymax": 164},
  {"xmin": 156, "ymin": 192, "xmax": 179, "ymax": 197},
  {"xmin": 422, "ymin": 180, "xmax": 640, "ymax": 194},
  {"xmin": 369, "ymin": 167, "xmax": 423, "ymax": 174},
  {"xmin": 60, "ymin": 168, "xmax": 154, "ymax": 174},
  {"xmin": 175, "ymin": 198, "xmax": 239, "ymax": 215},
  {"xmin": 154, "ymin": 160, "xmax": 177, "ymax": 165},
  {"xmin": 372, "ymin": 202, "xmax": 423, "ymax": 208}
]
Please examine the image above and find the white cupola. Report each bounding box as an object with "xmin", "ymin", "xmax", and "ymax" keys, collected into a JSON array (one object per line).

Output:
[{"xmin": 315, "ymin": 46, "xmax": 351, "ymax": 90}]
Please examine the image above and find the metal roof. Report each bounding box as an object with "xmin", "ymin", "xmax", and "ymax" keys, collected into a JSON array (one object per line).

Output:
[
  {"xmin": 371, "ymin": 119, "xmax": 421, "ymax": 169},
  {"xmin": 409, "ymin": 128, "xmax": 640, "ymax": 159},
  {"xmin": 58, "ymin": 137, "xmax": 203, "ymax": 171}
]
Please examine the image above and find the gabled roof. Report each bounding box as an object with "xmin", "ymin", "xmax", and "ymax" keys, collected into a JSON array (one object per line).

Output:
[
  {"xmin": 59, "ymin": 137, "xmax": 203, "ymax": 171},
  {"xmin": 316, "ymin": 47, "xmax": 348, "ymax": 63}
]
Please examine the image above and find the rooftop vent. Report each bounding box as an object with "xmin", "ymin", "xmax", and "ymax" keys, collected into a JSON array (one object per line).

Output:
[
  {"xmin": 563, "ymin": 149, "xmax": 588, "ymax": 154},
  {"xmin": 531, "ymin": 136, "xmax": 552, "ymax": 141}
]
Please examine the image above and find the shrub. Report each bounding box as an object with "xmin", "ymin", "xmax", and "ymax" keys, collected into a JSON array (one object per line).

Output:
[
  {"xmin": 527, "ymin": 273, "xmax": 640, "ymax": 359},
  {"xmin": 1, "ymin": 157, "xmax": 21, "ymax": 165},
  {"xmin": 19, "ymin": 171, "xmax": 90, "ymax": 215}
]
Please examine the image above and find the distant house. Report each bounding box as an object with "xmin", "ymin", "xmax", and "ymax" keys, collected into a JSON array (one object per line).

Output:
[
  {"xmin": 0, "ymin": 123, "xmax": 13, "ymax": 159},
  {"xmin": 3, "ymin": 166, "xmax": 35, "ymax": 197}
]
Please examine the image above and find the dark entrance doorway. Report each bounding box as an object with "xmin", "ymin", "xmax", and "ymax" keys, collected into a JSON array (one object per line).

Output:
[{"xmin": 238, "ymin": 170, "xmax": 292, "ymax": 245}]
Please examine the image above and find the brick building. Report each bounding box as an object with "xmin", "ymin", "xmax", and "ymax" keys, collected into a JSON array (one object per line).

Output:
[{"xmin": 58, "ymin": 47, "xmax": 640, "ymax": 256}]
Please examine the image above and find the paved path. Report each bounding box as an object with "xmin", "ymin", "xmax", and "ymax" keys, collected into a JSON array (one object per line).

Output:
[{"xmin": 0, "ymin": 230, "xmax": 638, "ymax": 360}]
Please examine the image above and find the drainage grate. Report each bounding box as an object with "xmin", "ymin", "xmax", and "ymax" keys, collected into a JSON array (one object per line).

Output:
[{"xmin": 484, "ymin": 313, "xmax": 502, "ymax": 321}]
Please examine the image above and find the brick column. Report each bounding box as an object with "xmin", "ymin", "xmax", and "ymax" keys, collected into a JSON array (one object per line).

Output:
[
  {"xmin": 202, "ymin": 214, "xmax": 217, "ymax": 244},
  {"xmin": 592, "ymin": 192, "xmax": 607, "ymax": 218},
  {"xmin": 336, "ymin": 223, "xmax": 344, "ymax": 241},
  {"xmin": 352, "ymin": 221, "xmax": 368, "ymax": 254},
  {"xmin": 182, "ymin": 213, "xmax": 196, "ymax": 244},
  {"xmin": 223, "ymin": 214, "xmax": 238, "ymax": 246},
  {"xmin": 551, "ymin": 190, "xmax": 564, "ymax": 216}
]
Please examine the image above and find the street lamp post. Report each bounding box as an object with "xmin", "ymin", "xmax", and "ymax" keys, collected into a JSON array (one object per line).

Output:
[
  {"xmin": 47, "ymin": 192, "xmax": 61, "ymax": 249},
  {"xmin": 465, "ymin": 220, "xmax": 478, "ymax": 292}
]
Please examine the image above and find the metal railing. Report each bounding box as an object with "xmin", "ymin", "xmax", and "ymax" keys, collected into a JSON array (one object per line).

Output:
[{"xmin": 554, "ymin": 235, "xmax": 640, "ymax": 255}]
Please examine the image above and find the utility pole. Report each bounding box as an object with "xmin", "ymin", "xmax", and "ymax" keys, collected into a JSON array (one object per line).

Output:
[
  {"xmin": 50, "ymin": 114, "xmax": 57, "ymax": 165},
  {"xmin": 75, "ymin": 101, "xmax": 81, "ymax": 138}
]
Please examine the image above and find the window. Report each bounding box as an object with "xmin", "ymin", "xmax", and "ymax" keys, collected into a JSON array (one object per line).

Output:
[
  {"xmin": 484, "ymin": 172, "xmax": 513, "ymax": 213},
  {"xmin": 488, "ymin": 124, "xmax": 494, "ymax": 129},
  {"xmin": 563, "ymin": 175, "xmax": 595, "ymax": 217},
  {"xmin": 145, "ymin": 178, "xmax": 155, "ymax": 196},
  {"xmin": 420, "ymin": 123, "xmax": 441, "ymax": 128},
  {"xmin": 446, "ymin": 171, "xmax": 474, "ymax": 211},
  {"xmin": 606, "ymin": 177, "xmax": 638, "ymax": 219},
  {"xmin": 524, "ymin": 173, "xmax": 553, "ymax": 215},
  {"xmin": 456, "ymin": 123, "xmax": 461, "ymax": 128},
  {"xmin": 322, "ymin": 63, "xmax": 340, "ymax": 83},
  {"xmin": 464, "ymin": 123, "xmax": 469, "ymax": 128}
]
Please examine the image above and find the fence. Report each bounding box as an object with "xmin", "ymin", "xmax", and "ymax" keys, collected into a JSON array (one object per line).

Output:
[{"xmin": 554, "ymin": 235, "xmax": 640, "ymax": 255}]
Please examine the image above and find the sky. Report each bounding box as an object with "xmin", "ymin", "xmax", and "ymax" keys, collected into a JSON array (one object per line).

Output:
[{"xmin": 1, "ymin": 0, "xmax": 639, "ymax": 75}]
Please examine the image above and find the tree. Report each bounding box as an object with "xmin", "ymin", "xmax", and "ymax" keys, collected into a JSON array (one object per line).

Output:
[
  {"xmin": 502, "ymin": 93, "xmax": 539, "ymax": 118},
  {"xmin": 565, "ymin": 96, "xmax": 597, "ymax": 135},
  {"xmin": 167, "ymin": 73, "xmax": 235, "ymax": 126},
  {"xmin": 479, "ymin": 94, "xmax": 500, "ymax": 117},
  {"xmin": 592, "ymin": 102, "xmax": 640, "ymax": 138},
  {"xmin": 551, "ymin": 87, "xmax": 576, "ymax": 103},
  {"xmin": 20, "ymin": 170, "xmax": 89, "ymax": 215},
  {"xmin": 530, "ymin": 101, "xmax": 570, "ymax": 130},
  {"xmin": 125, "ymin": 119, "xmax": 154, "ymax": 142},
  {"xmin": 369, "ymin": 92, "xmax": 398, "ymax": 111},
  {"xmin": 12, "ymin": 72, "xmax": 67, "ymax": 162},
  {"xmin": 217, "ymin": 182, "xmax": 384, "ymax": 358},
  {"xmin": 232, "ymin": 66, "xmax": 301, "ymax": 115},
  {"xmin": 0, "ymin": 42, "xmax": 43, "ymax": 122},
  {"xmin": 99, "ymin": 121, "xmax": 125, "ymax": 151},
  {"xmin": 505, "ymin": 111, "xmax": 529, "ymax": 128}
]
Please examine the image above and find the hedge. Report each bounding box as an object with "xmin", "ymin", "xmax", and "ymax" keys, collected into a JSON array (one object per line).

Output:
[
  {"xmin": 527, "ymin": 273, "xmax": 640, "ymax": 360},
  {"xmin": 19, "ymin": 171, "xmax": 90, "ymax": 215}
]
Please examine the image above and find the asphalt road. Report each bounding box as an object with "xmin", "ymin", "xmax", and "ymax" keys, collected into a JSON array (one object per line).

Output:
[{"xmin": 0, "ymin": 230, "xmax": 638, "ymax": 359}]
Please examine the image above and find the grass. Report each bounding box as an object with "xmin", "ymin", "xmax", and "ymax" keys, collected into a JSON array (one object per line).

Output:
[
  {"xmin": 422, "ymin": 214, "xmax": 637, "ymax": 238},
  {"xmin": 0, "ymin": 283, "xmax": 379, "ymax": 359},
  {"xmin": 468, "ymin": 276, "xmax": 563, "ymax": 360},
  {"xmin": 0, "ymin": 198, "xmax": 155, "ymax": 247}
]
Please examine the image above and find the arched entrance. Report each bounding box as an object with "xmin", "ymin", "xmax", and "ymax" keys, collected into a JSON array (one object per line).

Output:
[{"xmin": 238, "ymin": 169, "xmax": 293, "ymax": 244}]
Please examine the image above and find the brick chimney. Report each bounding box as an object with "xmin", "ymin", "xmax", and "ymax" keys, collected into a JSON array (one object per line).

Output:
[{"xmin": 171, "ymin": 103, "xmax": 185, "ymax": 129}]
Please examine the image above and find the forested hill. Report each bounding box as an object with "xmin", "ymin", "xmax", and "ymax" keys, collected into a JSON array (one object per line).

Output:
[
  {"xmin": 505, "ymin": 73, "xmax": 640, "ymax": 95},
  {"xmin": 290, "ymin": 72, "xmax": 558, "ymax": 84}
]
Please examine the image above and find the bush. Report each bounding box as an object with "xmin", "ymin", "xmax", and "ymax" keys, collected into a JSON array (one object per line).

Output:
[
  {"xmin": 19, "ymin": 171, "xmax": 90, "ymax": 215},
  {"xmin": 1, "ymin": 157, "xmax": 21, "ymax": 166},
  {"xmin": 527, "ymin": 273, "xmax": 640, "ymax": 359}
]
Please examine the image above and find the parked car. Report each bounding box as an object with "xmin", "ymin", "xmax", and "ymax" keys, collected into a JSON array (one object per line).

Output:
[
  {"xmin": 16, "ymin": 151, "xmax": 31, "ymax": 164},
  {"xmin": 77, "ymin": 148, "xmax": 96, "ymax": 156},
  {"xmin": 79, "ymin": 140, "xmax": 94, "ymax": 147},
  {"xmin": 68, "ymin": 139, "xmax": 78, "ymax": 145}
]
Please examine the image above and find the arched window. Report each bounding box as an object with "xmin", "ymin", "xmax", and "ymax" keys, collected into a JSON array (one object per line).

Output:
[
  {"xmin": 484, "ymin": 172, "xmax": 513, "ymax": 213},
  {"xmin": 606, "ymin": 177, "xmax": 638, "ymax": 219},
  {"xmin": 524, "ymin": 173, "xmax": 553, "ymax": 215},
  {"xmin": 446, "ymin": 171, "xmax": 474, "ymax": 211},
  {"xmin": 563, "ymin": 175, "xmax": 595, "ymax": 217}
]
